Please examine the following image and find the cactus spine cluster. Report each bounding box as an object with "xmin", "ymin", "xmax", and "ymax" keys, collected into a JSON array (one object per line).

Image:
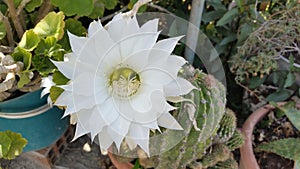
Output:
[{"xmin": 113, "ymin": 68, "xmax": 244, "ymax": 169}]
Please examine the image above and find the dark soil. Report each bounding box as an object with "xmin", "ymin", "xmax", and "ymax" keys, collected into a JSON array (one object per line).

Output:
[{"xmin": 253, "ymin": 111, "xmax": 300, "ymax": 169}]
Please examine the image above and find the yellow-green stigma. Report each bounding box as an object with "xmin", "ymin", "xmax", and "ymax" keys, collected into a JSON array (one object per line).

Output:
[{"xmin": 109, "ymin": 67, "xmax": 141, "ymax": 99}]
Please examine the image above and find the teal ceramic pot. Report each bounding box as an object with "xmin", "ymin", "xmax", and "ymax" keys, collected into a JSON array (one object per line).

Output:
[{"xmin": 0, "ymin": 89, "xmax": 69, "ymax": 152}]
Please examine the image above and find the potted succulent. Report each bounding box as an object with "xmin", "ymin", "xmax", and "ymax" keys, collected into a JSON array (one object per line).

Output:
[
  {"xmin": 0, "ymin": 10, "xmax": 69, "ymax": 153},
  {"xmin": 240, "ymin": 102, "xmax": 300, "ymax": 169},
  {"xmin": 0, "ymin": 0, "xmax": 75, "ymax": 153}
]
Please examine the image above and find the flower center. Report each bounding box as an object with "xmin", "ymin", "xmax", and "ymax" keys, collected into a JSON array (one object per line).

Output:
[{"xmin": 109, "ymin": 67, "xmax": 141, "ymax": 99}]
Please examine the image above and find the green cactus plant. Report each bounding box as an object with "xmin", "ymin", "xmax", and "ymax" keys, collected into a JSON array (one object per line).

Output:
[
  {"xmin": 208, "ymin": 159, "xmax": 239, "ymax": 169},
  {"xmin": 112, "ymin": 67, "xmax": 244, "ymax": 169}
]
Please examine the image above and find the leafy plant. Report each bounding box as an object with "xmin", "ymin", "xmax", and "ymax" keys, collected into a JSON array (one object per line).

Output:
[
  {"xmin": 230, "ymin": 5, "xmax": 300, "ymax": 101},
  {"xmin": 256, "ymin": 138, "xmax": 300, "ymax": 169},
  {"xmin": 0, "ymin": 130, "xmax": 27, "ymax": 160},
  {"xmin": 256, "ymin": 102, "xmax": 300, "ymax": 168}
]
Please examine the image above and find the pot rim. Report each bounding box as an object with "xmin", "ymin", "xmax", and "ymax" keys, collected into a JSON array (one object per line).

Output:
[{"xmin": 0, "ymin": 104, "xmax": 50, "ymax": 119}]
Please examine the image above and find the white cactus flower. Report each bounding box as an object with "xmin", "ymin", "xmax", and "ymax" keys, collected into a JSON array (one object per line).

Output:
[{"xmin": 52, "ymin": 13, "xmax": 195, "ymax": 155}]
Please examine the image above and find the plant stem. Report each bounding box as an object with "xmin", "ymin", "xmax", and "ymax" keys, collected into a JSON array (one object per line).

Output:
[
  {"xmin": 4, "ymin": 0, "xmax": 24, "ymax": 39},
  {"xmin": 100, "ymin": 6, "xmax": 128, "ymax": 23},
  {"xmin": 147, "ymin": 4, "xmax": 174, "ymax": 15},
  {"xmin": 0, "ymin": 11, "xmax": 14, "ymax": 47},
  {"xmin": 125, "ymin": 0, "xmax": 151, "ymax": 17},
  {"xmin": 17, "ymin": 0, "xmax": 31, "ymax": 15},
  {"xmin": 17, "ymin": 0, "xmax": 31, "ymax": 29},
  {"xmin": 0, "ymin": 45, "xmax": 14, "ymax": 53},
  {"xmin": 35, "ymin": 0, "xmax": 53, "ymax": 24},
  {"xmin": 184, "ymin": 0, "xmax": 205, "ymax": 64}
]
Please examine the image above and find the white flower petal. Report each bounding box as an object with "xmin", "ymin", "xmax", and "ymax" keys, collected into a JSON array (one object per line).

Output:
[
  {"xmin": 158, "ymin": 112, "xmax": 183, "ymax": 130},
  {"xmin": 89, "ymin": 107, "xmax": 106, "ymax": 140},
  {"xmin": 128, "ymin": 84, "xmax": 158, "ymax": 113},
  {"xmin": 55, "ymin": 92, "xmax": 97, "ymax": 116},
  {"xmin": 97, "ymin": 98, "xmax": 119, "ymax": 125},
  {"xmin": 121, "ymin": 15, "xmax": 139, "ymax": 39},
  {"xmin": 164, "ymin": 55, "xmax": 186, "ymax": 76},
  {"xmin": 98, "ymin": 128, "xmax": 114, "ymax": 150},
  {"xmin": 127, "ymin": 124, "xmax": 150, "ymax": 155},
  {"xmin": 70, "ymin": 73, "xmax": 106, "ymax": 96},
  {"xmin": 123, "ymin": 49, "xmax": 150, "ymax": 72},
  {"xmin": 73, "ymin": 110, "xmax": 91, "ymax": 140},
  {"xmin": 88, "ymin": 20, "xmax": 103, "ymax": 37},
  {"xmin": 52, "ymin": 53, "xmax": 76, "ymax": 79},
  {"xmin": 140, "ymin": 19, "xmax": 159, "ymax": 33},
  {"xmin": 141, "ymin": 68, "xmax": 174, "ymax": 87},
  {"xmin": 68, "ymin": 32, "xmax": 88, "ymax": 55},
  {"xmin": 119, "ymin": 32, "xmax": 159, "ymax": 60},
  {"xmin": 89, "ymin": 26, "xmax": 115, "ymax": 61},
  {"xmin": 164, "ymin": 77, "xmax": 195, "ymax": 96},
  {"xmin": 107, "ymin": 116, "xmax": 131, "ymax": 150},
  {"xmin": 142, "ymin": 121, "xmax": 160, "ymax": 131},
  {"xmin": 153, "ymin": 36, "xmax": 183, "ymax": 53},
  {"xmin": 107, "ymin": 14, "xmax": 127, "ymax": 42},
  {"xmin": 125, "ymin": 136, "xmax": 137, "ymax": 150}
]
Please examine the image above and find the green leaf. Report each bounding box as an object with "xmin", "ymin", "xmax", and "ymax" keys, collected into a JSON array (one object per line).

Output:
[
  {"xmin": 266, "ymin": 89, "xmax": 292, "ymax": 102},
  {"xmin": 35, "ymin": 36, "xmax": 65, "ymax": 62},
  {"xmin": 53, "ymin": 71, "xmax": 69, "ymax": 85},
  {"xmin": 255, "ymin": 138, "xmax": 300, "ymax": 161},
  {"xmin": 100, "ymin": 0, "xmax": 118, "ymax": 10},
  {"xmin": 13, "ymin": 0, "xmax": 22, "ymax": 7},
  {"xmin": 50, "ymin": 86, "xmax": 64, "ymax": 103},
  {"xmin": 206, "ymin": 0, "xmax": 227, "ymax": 10},
  {"xmin": 25, "ymin": 0, "xmax": 42, "ymax": 12},
  {"xmin": 219, "ymin": 34, "xmax": 237, "ymax": 46},
  {"xmin": 18, "ymin": 72, "xmax": 31, "ymax": 88},
  {"xmin": 216, "ymin": 8, "xmax": 239, "ymax": 27},
  {"xmin": 132, "ymin": 159, "xmax": 141, "ymax": 169},
  {"xmin": 33, "ymin": 11, "xmax": 65, "ymax": 40},
  {"xmin": 237, "ymin": 23, "xmax": 253, "ymax": 45},
  {"xmin": 275, "ymin": 102, "xmax": 300, "ymax": 130},
  {"xmin": 19, "ymin": 29, "xmax": 40, "ymax": 51},
  {"xmin": 0, "ymin": 22, "xmax": 6, "ymax": 40},
  {"xmin": 284, "ymin": 72, "xmax": 296, "ymax": 88},
  {"xmin": 248, "ymin": 76, "xmax": 267, "ymax": 89},
  {"xmin": 272, "ymin": 72, "xmax": 280, "ymax": 84},
  {"xmin": 51, "ymin": 0, "xmax": 93, "ymax": 16},
  {"xmin": 35, "ymin": 36, "xmax": 56, "ymax": 55},
  {"xmin": 12, "ymin": 47, "xmax": 32, "ymax": 70},
  {"xmin": 59, "ymin": 18, "xmax": 86, "ymax": 51},
  {"xmin": 202, "ymin": 10, "xmax": 227, "ymax": 23},
  {"xmin": 32, "ymin": 53, "xmax": 56, "ymax": 76},
  {"xmin": 0, "ymin": 131, "xmax": 27, "ymax": 160},
  {"xmin": 88, "ymin": 0, "xmax": 105, "ymax": 19},
  {"xmin": 0, "ymin": 132, "xmax": 11, "ymax": 159}
]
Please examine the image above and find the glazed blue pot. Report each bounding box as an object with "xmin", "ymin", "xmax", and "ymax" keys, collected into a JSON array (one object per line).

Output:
[{"xmin": 0, "ymin": 89, "xmax": 69, "ymax": 152}]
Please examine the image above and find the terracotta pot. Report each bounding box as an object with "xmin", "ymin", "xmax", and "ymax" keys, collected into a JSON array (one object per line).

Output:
[
  {"xmin": 239, "ymin": 102, "xmax": 300, "ymax": 169},
  {"xmin": 108, "ymin": 152, "xmax": 133, "ymax": 169}
]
